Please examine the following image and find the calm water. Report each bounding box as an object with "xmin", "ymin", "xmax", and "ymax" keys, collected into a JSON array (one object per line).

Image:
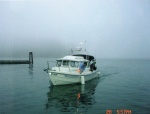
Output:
[{"xmin": 0, "ymin": 58, "xmax": 150, "ymax": 114}]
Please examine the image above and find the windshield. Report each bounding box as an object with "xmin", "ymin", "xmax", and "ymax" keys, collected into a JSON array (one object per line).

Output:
[
  {"xmin": 56, "ymin": 60, "xmax": 62, "ymax": 67},
  {"xmin": 70, "ymin": 61, "xmax": 79, "ymax": 67},
  {"xmin": 62, "ymin": 61, "xmax": 69, "ymax": 67}
]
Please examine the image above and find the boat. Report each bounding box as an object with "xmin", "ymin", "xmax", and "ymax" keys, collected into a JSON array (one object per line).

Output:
[{"xmin": 46, "ymin": 43, "xmax": 100, "ymax": 86}]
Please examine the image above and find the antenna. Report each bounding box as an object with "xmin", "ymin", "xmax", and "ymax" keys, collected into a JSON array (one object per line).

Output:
[
  {"xmin": 80, "ymin": 42, "xmax": 83, "ymax": 51},
  {"xmin": 84, "ymin": 41, "xmax": 86, "ymax": 51}
]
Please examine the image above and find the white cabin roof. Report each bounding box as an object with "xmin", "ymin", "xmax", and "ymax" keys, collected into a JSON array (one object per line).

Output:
[{"xmin": 57, "ymin": 56, "xmax": 88, "ymax": 62}]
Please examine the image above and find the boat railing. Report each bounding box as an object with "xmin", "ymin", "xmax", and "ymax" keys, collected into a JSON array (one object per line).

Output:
[{"xmin": 47, "ymin": 61, "xmax": 60, "ymax": 70}]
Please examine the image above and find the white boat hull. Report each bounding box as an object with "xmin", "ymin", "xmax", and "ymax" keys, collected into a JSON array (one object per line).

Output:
[{"xmin": 48, "ymin": 70, "xmax": 100, "ymax": 86}]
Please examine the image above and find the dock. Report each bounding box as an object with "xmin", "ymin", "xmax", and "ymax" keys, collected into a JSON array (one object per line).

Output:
[{"xmin": 0, "ymin": 52, "xmax": 33, "ymax": 64}]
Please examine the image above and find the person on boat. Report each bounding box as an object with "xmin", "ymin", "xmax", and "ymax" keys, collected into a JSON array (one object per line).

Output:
[
  {"xmin": 78, "ymin": 62, "xmax": 87, "ymax": 74},
  {"xmin": 90, "ymin": 61, "xmax": 97, "ymax": 72}
]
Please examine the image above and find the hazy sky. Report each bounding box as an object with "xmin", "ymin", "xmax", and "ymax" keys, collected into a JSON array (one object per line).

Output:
[{"xmin": 0, "ymin": 0, "xmax": 150, "ymax": 59}]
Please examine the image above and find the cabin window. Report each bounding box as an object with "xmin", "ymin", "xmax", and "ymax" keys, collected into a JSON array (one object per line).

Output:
[
  {"xmin": 62, "ymin": 61, "xmax": 69, "ymax": 67},
  {"xmin": 70, "ymin": 61, "xmax": 79, "ymax": 67},
  {"xmin": 56, "ymin": 60, "xmax": 62, "ymax": 67}
]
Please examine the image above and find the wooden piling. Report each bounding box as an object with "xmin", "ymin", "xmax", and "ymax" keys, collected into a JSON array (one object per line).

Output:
[
  {"xmin": 29, "ymin": 52, "xmax": 33, "ymax": 64},
  {"xmin": 0, "ymin": 52, "xmax": 33, "ymax": 64}
]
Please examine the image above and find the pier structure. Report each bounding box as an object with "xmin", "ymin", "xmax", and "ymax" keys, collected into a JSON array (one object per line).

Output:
[{"xmin": 0, "ymin": 52, "xmax": 33, "ymax": 64}]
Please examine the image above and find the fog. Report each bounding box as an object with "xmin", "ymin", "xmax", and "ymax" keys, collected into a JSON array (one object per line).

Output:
[{"xmin": 0, "ymin": 0, "xmax": 150, "ymax": 59}]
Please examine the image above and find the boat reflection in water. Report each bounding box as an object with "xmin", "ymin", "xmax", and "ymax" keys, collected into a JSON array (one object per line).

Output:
[{"xmin": 45, "ymin": 77, "xmax": 100, "ymax": 113}]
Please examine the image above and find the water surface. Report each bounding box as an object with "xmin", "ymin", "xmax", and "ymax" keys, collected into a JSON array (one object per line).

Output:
[{"xmin": 0, "ymin": 58, "xmax": 149, "ymax": 114}]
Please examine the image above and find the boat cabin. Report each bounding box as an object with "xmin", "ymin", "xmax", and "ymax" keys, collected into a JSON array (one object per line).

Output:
[{"xmin": 56, "ymin": 56, "xmax": 89, "ymax": 68}]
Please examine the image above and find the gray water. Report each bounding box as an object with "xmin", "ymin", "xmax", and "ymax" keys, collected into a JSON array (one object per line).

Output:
[{"xmin": 0, "ymin": 58, "xmax": 149, "ymax": 114}]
